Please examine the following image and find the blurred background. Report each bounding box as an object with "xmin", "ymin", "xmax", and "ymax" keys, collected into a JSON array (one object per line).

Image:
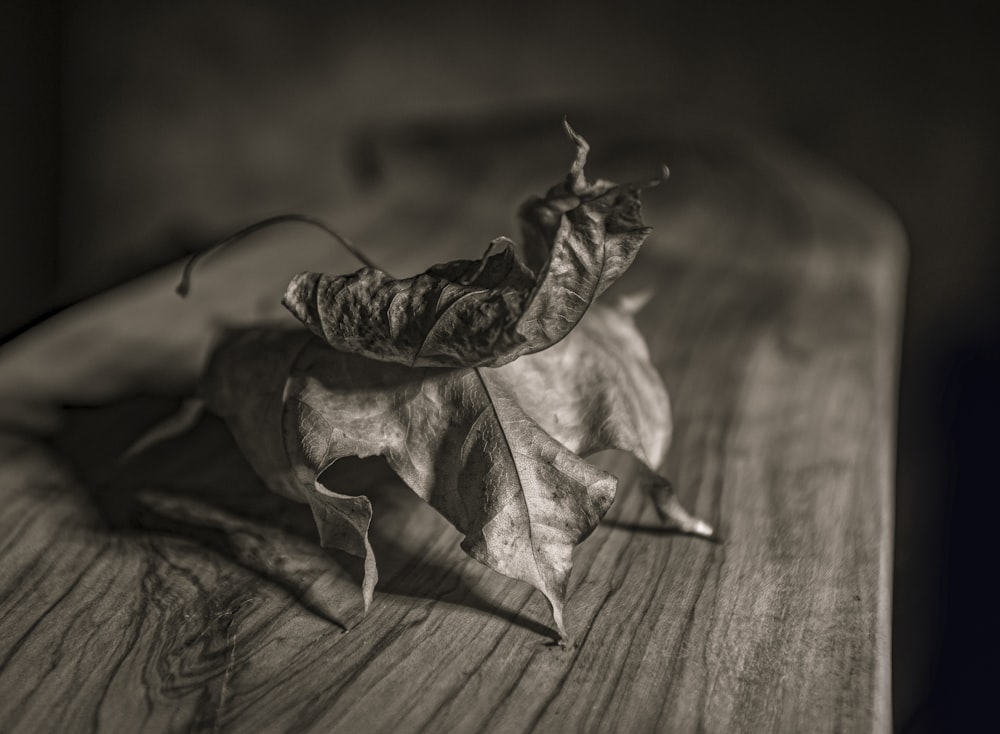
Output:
[{"xmin": 2, "ymin": 0, "xmax": 997, "ymax": 729}]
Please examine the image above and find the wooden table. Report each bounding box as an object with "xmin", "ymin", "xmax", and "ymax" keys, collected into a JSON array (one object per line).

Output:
[{"xmin": 0, "ymin": 117, "xmax": 904, "ymax": 732}]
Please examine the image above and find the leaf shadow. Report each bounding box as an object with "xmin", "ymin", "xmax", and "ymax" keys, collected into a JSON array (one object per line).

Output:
[
  {"xmin": 50, "ymin": 394, "xmax": 352, "ymax": 629},
  {"xmin": 52, "ymin": 394, "xmax": 555, "ymax": 639}
]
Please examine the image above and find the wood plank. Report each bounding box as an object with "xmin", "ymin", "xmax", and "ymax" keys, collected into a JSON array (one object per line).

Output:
[{"xmin": 0, "ymin": 118, "xmax": 903, "ymax": 732}]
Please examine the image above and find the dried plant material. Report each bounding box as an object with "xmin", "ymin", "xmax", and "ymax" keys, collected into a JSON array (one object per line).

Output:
[
  {"xmin": 282, "ymin": 121, "xmax": 668, "ymax": 369},
  {"xmin": 181, "ymin": 123, "xmax": 712, "ymax": 641},
  {"xmin": 202, "ymin": 303, "xmax": 712, "ymax": 641}
]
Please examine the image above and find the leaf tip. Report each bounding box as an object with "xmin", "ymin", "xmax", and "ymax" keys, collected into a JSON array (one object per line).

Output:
[
  {"xmin": 635, "ymin": 163, "xmax": 671, "ymax": 192},
  {"xmin": 561, "ymin": 115, "xmax": 576, "ymax": 139},
  {"xmin": 643, "ymin": 471, "xmax": 718, "ymax": 541},
  {"xmin": 613, "ymin": 288, "xmax": 655, "ymax": 317},
  {"xmin": 689, "ymin": 518, "xmax": 717, "ymax": 540},
  {"xmin": 361, "ymin": 536, "xmax": 378, "ymax": 614},
  {"xmin": 548, "ymin": 599, "xmax": 570, "ymax": 643},
  {"xmin": 562, "ymin": 117, "xmax": 590, "ymax": 169},
  {"xmin": 282, "ymin": 271, "xmax": 321, "ymax": 329},
  {"xmin": 118, "ymin": 397, "xmax": 206, "ymax": 463}
]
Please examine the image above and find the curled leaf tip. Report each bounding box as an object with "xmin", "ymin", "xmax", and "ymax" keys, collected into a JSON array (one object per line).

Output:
[
  {"xmin": 635, "ymin": 164, "xmax": 670, "ymax": 192},
  {"xmin": 282, "ymin": 272, "xmax": 320, "ymax": 327},
  {"xmin": 561, "ymin": 116, "xmax": 577, "ymax": 140},
  {"xmin": 689, "ymin": 519, "xmax": 717, "ymax": 539},
  {"xmin": 562, "ymin": 118, "xmax": 590, "ymax": 176}
]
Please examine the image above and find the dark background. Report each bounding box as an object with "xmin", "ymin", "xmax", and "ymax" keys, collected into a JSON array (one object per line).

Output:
[{"xmin": 2, "ymin": 1, "xmax": 997, "ymax": 730}]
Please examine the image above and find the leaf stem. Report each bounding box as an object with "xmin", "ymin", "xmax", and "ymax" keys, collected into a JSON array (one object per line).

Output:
[{"xmin": 175, "ymin": 213, "xmax": 379, "ymax": 296}]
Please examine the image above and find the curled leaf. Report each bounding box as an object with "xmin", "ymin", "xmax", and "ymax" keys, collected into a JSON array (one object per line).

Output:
[
  {"xmin": 187, "ymin": 123, "xmax": 712, "ymax": 640},
  {"xmin": 202, "ymin": 303, "xmax": 712, "ymax": 640},
  {"xmin": 282, "ymin": 121, "xmax": 666, "ymax": 369}
]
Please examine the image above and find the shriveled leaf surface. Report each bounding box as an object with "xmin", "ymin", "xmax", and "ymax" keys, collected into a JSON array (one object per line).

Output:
[
  {"xmin": 282, "ymin": 122, "xmax": 664, "ymax": 369},
  {"xmin": 502, "ymin": 299, "xmax": 713, "ymax": 536},
  {"xmin": 204, "ymin": 124, "xmax": 702, "ymax": 639},
  {"xmin": 203, "ymin": 303, "xmax": 707, "ymax": 638}
]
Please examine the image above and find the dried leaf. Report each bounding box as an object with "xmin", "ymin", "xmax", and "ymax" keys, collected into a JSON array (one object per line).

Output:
[
  {"xmin": 182, "ymin": 124, "xmax": 713, "ymax": 641},
  {"xmin": 281, "ymin": 121, "xmax": 667, "ymax": 369},
  {"xmin": 202, "ymin": 302, "xmax": 712, "ymax": 640}
]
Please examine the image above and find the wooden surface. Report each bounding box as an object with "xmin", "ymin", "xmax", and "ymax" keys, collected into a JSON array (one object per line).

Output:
[{"xmin": 0, "ymin": 118, "xmax": 904, "ymax": 733}]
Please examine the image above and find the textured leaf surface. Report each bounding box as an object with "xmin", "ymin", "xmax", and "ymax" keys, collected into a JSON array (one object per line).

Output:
[
  {"xmin": 281, "ymin": 122, "xmax": 665, "ymax": 368},
  {"xmin": 202, "ymin": 303, "xmax": 710, "ymax": 639}
]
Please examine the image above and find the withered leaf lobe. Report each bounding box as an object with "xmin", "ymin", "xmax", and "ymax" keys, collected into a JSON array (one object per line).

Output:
[
  {"xmin": 203, "ymin": 303, "xmax": 710, "ymax": 640},
  {"xmin": 282, "ymin": 121, "xmax": 664, "ymax": 369}
]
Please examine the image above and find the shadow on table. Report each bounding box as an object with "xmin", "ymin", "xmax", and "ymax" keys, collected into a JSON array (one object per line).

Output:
[{"xmin": 51, "ymin": 394, "xmax": 554, "ymax": 639}]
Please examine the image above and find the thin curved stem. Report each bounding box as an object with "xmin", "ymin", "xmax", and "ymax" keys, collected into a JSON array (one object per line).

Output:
[{"xmin": 176, "ymin": 213, "xmax": 379, "ymax": 296}]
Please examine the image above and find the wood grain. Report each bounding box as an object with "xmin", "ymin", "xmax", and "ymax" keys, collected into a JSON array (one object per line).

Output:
[{"xmin": 0, "ymin": 117, "xmax": 903, "ymax": 733}]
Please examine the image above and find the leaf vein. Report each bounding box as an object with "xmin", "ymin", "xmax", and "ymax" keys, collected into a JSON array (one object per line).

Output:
[{"xmin": 473, "ymin": 368, "xmax": 546, "ymax": 588}]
